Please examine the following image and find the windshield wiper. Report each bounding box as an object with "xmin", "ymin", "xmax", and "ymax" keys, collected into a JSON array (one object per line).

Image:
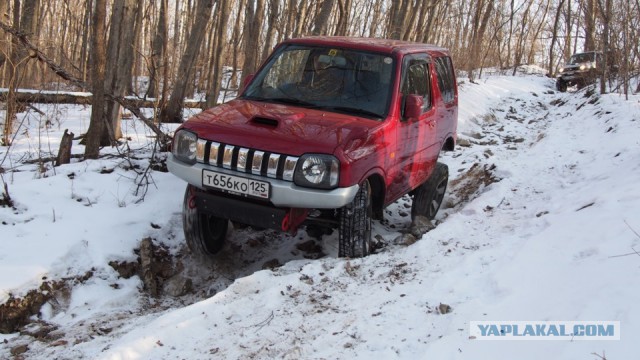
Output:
[
  {"xmin": 242, "ymin": 95, "xmax": 268, "ymax": 102},
  {"xmin": 320, "ymin": 106, "xmax": 383, "ymax": 119},
  {"xmin": 268, "ymin": 97, "xmax": 318, "ymax": 108}
]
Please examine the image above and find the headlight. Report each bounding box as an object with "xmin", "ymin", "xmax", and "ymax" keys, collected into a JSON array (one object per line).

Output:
[
  {"xmin": 172, "ymin": 130, "xmax": 197, "ymax": 165},
  {"xmin": 580, "ymin": 64, "xmax": 587, "ymax": 70},
  {"xmin": 294, "ymin": 154, "xmax": 339, "ymax": 189}
]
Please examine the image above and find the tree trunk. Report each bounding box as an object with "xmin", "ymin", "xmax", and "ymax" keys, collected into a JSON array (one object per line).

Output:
[
  {"xmin": 584, "ymin": 0, "xmax": 597, "ymax": 51},
  {"xmin": 55, "ymin": 129, "xmax": 74, "ymax": 166},
  {"xmin": 0, "ymin": 1, "xmax": 8, "ymax": 77},
  {"xmin": 312, "ymin": 0, "xmax": 334, "ymax": 36},
  {"xmin": 147, "ymin": 0, "xmax": 168, "ymax": 99},
  {"xmin": 240, "ymin": 0, "xmax": 265, "ymax": 85},
  {"xmin": 160, "ymin": 0, "xmax": 214, "ymax": 123},
  {"xmin": 16, "ymin": 0, "xmax": 39, "ymax": 85},
  {"xmin": 549, "ymin": 0, "xmax": 566, "ymax": 76},
  {"xmin": 467, "ymin": 0, "xmax": 495, "ymax": 81},
  {"xmin": 102, "ymin": 0, "xmax": 138, "ymax": 144},
  {"xmin": 261, "ymin": 0, "xmax": 279, "ymax": 59},
  {"xmin": 206, "ymin": 0, "xmax": 232, "ymax": 108},
  {"xmin": 402, "ymin": 0, "xmax": 421, "ymax": 41},
  {"xmin": 598, "ymin": 0, "xmax": 611, "ymax": 94},
  {"xmin": 368, "ymin": 0, "xmax": 383, "ymax": 38},
  {"xmin": 84, "ymin": 0, "xmax": 108, "ymax": 159},
  {"xmin": 334, "ymin": 0, "xmax": 351, "ymax": 36},
  {"xmin": 3, "ymin": 0, "xmax": 39, "ymax": 145},
  {"xmin": 387, "ymin": 0, "xmax": 407, "ymax": 40}
]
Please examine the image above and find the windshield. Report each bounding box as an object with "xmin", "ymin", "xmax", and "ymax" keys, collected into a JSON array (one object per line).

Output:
[
  {"xmin": 569, "ymin": 53, "xmax": 596, "ymax": 64},
  {"xmin": 242, "ymin": 45, "xmax": 395, "ymax": 119}
]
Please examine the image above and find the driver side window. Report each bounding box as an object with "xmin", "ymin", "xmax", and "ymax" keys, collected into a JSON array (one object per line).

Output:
[{"xmin": 401, "ymin": 56, "xmax": 432, "ymax": 115}]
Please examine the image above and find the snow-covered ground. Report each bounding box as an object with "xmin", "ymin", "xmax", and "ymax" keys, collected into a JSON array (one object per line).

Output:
[{"xmin": 1, "ymin": 72, "xmax": 639, "ymax": 359}]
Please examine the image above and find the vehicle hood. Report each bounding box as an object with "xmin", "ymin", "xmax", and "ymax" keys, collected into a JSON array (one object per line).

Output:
[{"xmin": 180, "ymin": 99, "xmax": 382, "ymax": 155}]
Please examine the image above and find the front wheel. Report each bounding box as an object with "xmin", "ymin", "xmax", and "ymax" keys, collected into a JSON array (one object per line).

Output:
[
  {"xmin": 412, "ymin": 162, "xmax": 449, "ymax": 220},
  {"xmin": 556, "ymin": 78, "xmax": 567, "ymax": 92},
  {"xmin": 182, "ymin": 184, "xmax": 228, "ymax": 257},
  {"xmin": 338, "ymin": 180, "xmax": 372, "ymax": 258}
]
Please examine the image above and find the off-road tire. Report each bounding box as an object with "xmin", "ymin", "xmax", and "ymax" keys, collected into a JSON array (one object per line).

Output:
[
  {"xmin": 556, "ymin": 78, "xmax": 567, "ymax": 92},
  {"xmin": 338, "ymin": 180, "xmax": 372, "ymax": 258},
  {"xmin": 182, "ymin": 184, "xmax": 228, "ymax": 256},
  {"xmin": 412, "ymin": 162, "xmax": 449, "ymax": 220}
]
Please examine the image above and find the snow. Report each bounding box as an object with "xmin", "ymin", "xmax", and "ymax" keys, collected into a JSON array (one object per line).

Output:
[{"xmin": 1, "ymin": 73, "xmax": 640, "ymax": 359}]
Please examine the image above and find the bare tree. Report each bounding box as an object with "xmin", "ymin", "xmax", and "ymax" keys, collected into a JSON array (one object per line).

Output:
[
  {"xmin": 102, "ymin": 0, "xmax": 139, "ymax": 144},
  {"xmin": 160, "ymin": 0, "xmax": 214, "ymax": 123},
  {"xmin": 597, "ymin": 0, "xmax": 612, "ymax": 94},
  {"xmin": 333, "ymin": 0, "xmax": 352, "ymax": 36},
  {"xmin": 312, "ymin": 0, "xmax": 335, "ymax": 36},
  {"xmin": 205, "ymin": 0, "xmax": 232, "ymax": 108},
  {"xmin": 84, "ymin": 0, "xmax": 108, "ymax": 159},
  {"xmin": 0, "ymin": 1, "xmax": 8, "ymax": 76},
  {"xmin": 2, "ymin": 0, "xmax": 39, "ymax": 145},
  {"xmin": 4, "ymin": 0, "xmax": 640, "ymax": 131},
  {"xmin": 549, "ymin": 0, "xmax": 567, "ymax": 76},
  {"xmin": 387, "ymin": 0, "xmax": 409, "ymax": 40},
  {"xmin": 584, "ymin": 0, "xmax": 597, "ymax": 51},
  {"xmin": 467, "ymin": 0, "xmax": 495, "ymax": 81},
  {"xmin": 147, "ymin": 0, "xmax": 168, "ymax": 100},
  {"xmin": 240, "ymin": 0, "xmax": 265, "ymax": 85}
]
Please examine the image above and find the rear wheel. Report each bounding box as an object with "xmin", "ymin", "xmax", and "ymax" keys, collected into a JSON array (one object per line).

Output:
[
  {"xmin": 182, "ymin": 184, "xmax": 228, "ymax": 256},
  {"xmin": 338, "ymin": 180, "xmax": 372, "ymax": 258},
  {"xmin": 412, "ymin": 162, "xmax": 449, "ymax": 220}
]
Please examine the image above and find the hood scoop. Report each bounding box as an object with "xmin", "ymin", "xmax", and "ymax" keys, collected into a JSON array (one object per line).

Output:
[{"xmin": 251, "ymin": 117, "xmax": 279, "ymax": 127}]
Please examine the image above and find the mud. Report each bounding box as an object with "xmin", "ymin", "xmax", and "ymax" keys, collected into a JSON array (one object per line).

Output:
[
  {"xmin": 448, "ymin": 163, "xmax": 501, "ymax": 207},
  {"xmin": 0, "ymin": 272, "xmax": 92, "ymax": 334}
]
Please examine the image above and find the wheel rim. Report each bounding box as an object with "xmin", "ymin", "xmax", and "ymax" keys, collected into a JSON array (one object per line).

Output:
[
  {"xmin": 201, "ymin": 214, "xmax": 227, "ymax": 253},
  {"xmin": 428, "ymin": 177, "xmax": 447, "ymax": 218}
]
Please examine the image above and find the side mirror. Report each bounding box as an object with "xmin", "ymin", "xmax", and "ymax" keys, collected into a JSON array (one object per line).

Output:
[{"xmin": 404, "ymin": 94, "xmax": 423, "ymax": 119}]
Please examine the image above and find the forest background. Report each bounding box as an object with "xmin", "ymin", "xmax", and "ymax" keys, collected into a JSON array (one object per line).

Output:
[{"xmin": 0, "ymin": 0, "xmax": 638, "ymax": 155}]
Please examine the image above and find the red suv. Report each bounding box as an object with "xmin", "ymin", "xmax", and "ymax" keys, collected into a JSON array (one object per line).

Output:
[{"xmin": 168, "ymin": 37, "xmax": 458, "ymax": 258}]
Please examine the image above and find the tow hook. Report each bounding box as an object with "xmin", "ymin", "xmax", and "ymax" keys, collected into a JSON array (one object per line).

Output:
[
  {"xmin": 188, "ymin": 187, "xmax": 197, "ymax": 209},
  {"xmin": 281, "ymin": 208, "xmax": 309, "ymax": 234}
]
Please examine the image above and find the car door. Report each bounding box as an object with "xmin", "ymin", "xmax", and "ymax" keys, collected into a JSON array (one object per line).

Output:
[
  {"xmin": 386, "ymin": 53, "xmax": 438, "ymax": 203},
  {"xmin": 433, "ymin": 56, "xmax": 458, "ymax": 148}
]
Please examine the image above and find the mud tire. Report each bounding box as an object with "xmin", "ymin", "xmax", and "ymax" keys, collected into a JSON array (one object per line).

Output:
[
  {"xmin": 182, "ymin": 184, "xmax": 228, "ymax": 256},
  {"xmin": 556, "ymin": 78, "xmax": 567, "ymax": 92},
  {"xmin": 412, "ymin": 162, "xmax": 449, "ymax": 220},
  {"xmin": 338, "ymin": 180, "xmax": 372, "ymax": 258}
]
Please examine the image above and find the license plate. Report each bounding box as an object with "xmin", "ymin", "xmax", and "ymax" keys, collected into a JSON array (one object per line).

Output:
[{"xmin": 202, "ymin": 169, "xmax": 270, "ymax": 199}]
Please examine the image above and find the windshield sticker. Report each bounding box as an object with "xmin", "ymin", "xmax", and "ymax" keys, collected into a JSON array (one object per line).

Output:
[{"xmin": 384, "ymin": 57, "xmax": 392, "ymax": 64}]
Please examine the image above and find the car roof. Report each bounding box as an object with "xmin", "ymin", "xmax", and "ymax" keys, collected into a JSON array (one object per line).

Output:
[{"xmin": 282, "ymin": 36, "xmax": 451, "ymax": 57}]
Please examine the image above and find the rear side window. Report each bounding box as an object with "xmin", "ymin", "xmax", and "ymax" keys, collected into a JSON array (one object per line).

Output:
[{"xmin": 434, "ymin": 56, "xmax": 455, "ymax": 104}]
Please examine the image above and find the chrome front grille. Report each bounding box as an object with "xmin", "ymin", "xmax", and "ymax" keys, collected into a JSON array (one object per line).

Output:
[{"xmin": 196, "ymin": 140, "xmax": 299, "ymax": 181}]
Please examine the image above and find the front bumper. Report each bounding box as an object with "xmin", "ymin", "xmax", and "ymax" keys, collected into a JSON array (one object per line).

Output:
[
  {"xmin": 167, "ymin": 154, "xmax": 359, "ymax": 209},
  {"xmin": 558, "ymin": 69, "xmax": 596, "ymax": 82}
]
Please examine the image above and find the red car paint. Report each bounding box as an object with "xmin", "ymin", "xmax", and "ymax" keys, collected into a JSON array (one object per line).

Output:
[{"xmin": 174, "ymin": 36, "xmax": 457, "ymax": 227}]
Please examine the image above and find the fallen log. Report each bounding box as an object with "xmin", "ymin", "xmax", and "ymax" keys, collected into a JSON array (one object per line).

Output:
[{"xmin": 0, "ymin": 89, "xmax": 206, "ymax": 109}]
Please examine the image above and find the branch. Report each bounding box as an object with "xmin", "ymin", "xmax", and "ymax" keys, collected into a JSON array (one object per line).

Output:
[
  {"xmin": 625, "ymin": 220, "xmax": 640, "ymax": 240},
  {"xmin": 0, "ymin": 20, "xmax": 170, "ymax": 144}
]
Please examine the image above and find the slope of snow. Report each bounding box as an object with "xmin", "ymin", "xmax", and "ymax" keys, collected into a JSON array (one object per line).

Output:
[{"xmin": 1, "ymin": 74, "xmax": 639, "ymax": 359}]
